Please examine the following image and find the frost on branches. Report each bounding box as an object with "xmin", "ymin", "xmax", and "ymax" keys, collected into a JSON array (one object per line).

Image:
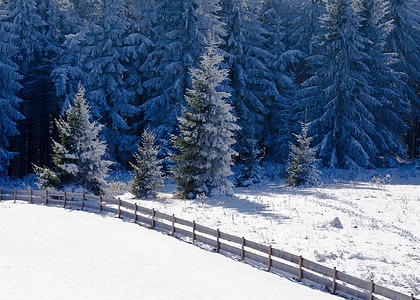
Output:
[
  {"xmin": 172, "ymin": 34, "xmax": 240, "ymax": 199},
  {"xmin": 130, "ymin": 126, "xmax": 164, "ymax": 198},
  {"xmin": 36, "ymin": 84, "xmax": 112, "ymax": 195},
  {"xmin": 285, "ymin": 120, "xmax": 320, "ymax": 187}
]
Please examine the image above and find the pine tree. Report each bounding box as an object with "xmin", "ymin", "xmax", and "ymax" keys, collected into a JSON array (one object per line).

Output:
[
  {"xmin": 0, "ymin": 13, "xmax": 23, "ymax": 175},
  {"xmin": 172, "ymin": 34, "xmax": 240, "ymax": 198},
  {"xmin": 360, "ymin": 0, "xmax": 410, "ymax": 166},
  {"xmin": 388, "ymin": 0, "xmax": 420, "ymax": 158},
  {"xmin": 140, "ymin": 0, "xmax": 226, "ymax": 159},
  {"xmin": 285, "ymin": 119, "xmax": 319, "ymax": 186},
  {"xmin": 56, "ymin": 0, "xmax": 146, "ymax": 165},
  {"xmin": 235, "ymin": 135, "xmax": 261, "ymax": 187},
  {"xmin": 130, "ymin": 126, "xmax": 164, "ymax": 198},
  {"xmin": 297, "ymin": 0, "xmax": 398, "ymax": 169},
  {"xmin": 36, "ymin": 84, "xmax": 112, "ymax": 195}
]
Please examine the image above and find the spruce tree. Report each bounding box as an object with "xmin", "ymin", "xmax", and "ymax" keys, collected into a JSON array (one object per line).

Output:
[
  {"xmin": 36, "ymin": 84, "xmax": 112, "ymax": 195},
  {"xmin": 130, "ymin": 126, "xmax": 163, "ymax": 198},
  {"xmin": 55, "ymin": 0, "xmax": 146, "ymax": 164},
  {"xmin": 0, "ymin": 15, "xmax": 23, "ymax": 175},
  {"xmin": 140, "ymin": 0, "xmax": 226, "ymax": 159},
  {"xmin": 235, "ymin": 135, "xmax": 261, "ymax": 187},
  {"xmin": 221, "ymin": 0, "xmax": 287, "ymax": 160},
  {"xmin": 285, "ymin": 119, "xmax": 319, "ymax": 186},
  {"xmin": 360, "ymin": 0, "xmax": 410, "ymax": 166},
  {"xmin": 297, "ymin": 0, "xmax": 398, "ymax": 168},
  {"xmin": 172, "ymin": 33, "xmax": 240, "ymax": 198}
]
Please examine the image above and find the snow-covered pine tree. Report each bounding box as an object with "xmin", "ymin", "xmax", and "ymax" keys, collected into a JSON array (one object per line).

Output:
[
  {"xmin": 130, "ymin": 125, "xmax": 163, "ymax": 198},
  {"xmin": 139, "ymin": 0, "xmax": 187, "ymax": 158},
  {"xmin": 55, "ymin": 0, "xmax": 147, "ymax": 165},
  {"xmin": 235, "ymin": 135, "xmax": 261, "ymax": 187},
  {"xmin": 140, "ymin": 0, "xmax": 226, "ymax": 160},
  {"xmin": 0, "ymin": 0, "xmax": 52, "ymax": 176},
  {"xmin": 220, "ymin": 0, "xmax": 292, "ymax": 161},
  {"xmin": 388, "ymin": 0, "xmax": 420, "ymax": 157},
  {"xmin": 0, "ymin": 12, "xmax": 23, "ymax": 175},
  {"xmin": 297, "ymin": 0, "xmax": 395, "ymax": 169},
  {"xmin": 221, "ymin": 0, "xmax": 270, "ymax": 158},
  {"xmin": 36, "ymin": 84, "xmax": 112, "ymax": 195},
  {"xmin": 172, "ymin": 33, "xmax": 240, "ymax": 198},
  {"xmin": 285, "ymin": 119, "xmax": 319, "ymax": 186},
  {"xmin": 260, "ymin": 0, "xmax": 296, "ymax": 161},
  {"xmin": 360, "ymin": 0, "xmax": 410, "ymax": 166}
]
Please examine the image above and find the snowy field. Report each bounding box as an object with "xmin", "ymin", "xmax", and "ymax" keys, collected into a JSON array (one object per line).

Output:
[
  {"xmin": 0, "ymin": 203, "xmax": 337, "ymax": 299},
  {"xmin": 1, "ymin": 166, "xmax": 419, "ymax": 298},
  {"xmin": 114, "ymin": 167, "xmax": 420, "ymax": 297}
]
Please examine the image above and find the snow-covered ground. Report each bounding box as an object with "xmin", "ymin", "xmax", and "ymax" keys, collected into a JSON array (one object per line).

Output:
[
  {"xmin": 115, "ymin": 167, "xmax": 420, "ymax": 297},
  {"xmin": 1, "ymin": 165, "xmax": 419, "ymax": 297},
  {"xmin": 0, "ymin": 202, "xmax": 337, "ymax": 299}
]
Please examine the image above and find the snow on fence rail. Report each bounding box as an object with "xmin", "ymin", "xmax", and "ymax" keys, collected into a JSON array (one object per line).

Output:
[{"xmin": 0, "ymin": 187, "xmax": 417, "ymax": 300}]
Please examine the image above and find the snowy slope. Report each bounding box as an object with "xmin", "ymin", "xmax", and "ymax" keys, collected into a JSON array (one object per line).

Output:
[
  {"xmin": 117, "ymin": 168, "xmax": 420, "ymax": 297},
  {"xmin": 0, "ymin": 202, "xmax": 337, "ymax": 300}
]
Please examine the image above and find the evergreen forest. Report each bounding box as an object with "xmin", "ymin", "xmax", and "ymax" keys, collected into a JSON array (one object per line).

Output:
[{"xmin": 0, "ymin": 0, "xmax": 419, "ymax": 178}]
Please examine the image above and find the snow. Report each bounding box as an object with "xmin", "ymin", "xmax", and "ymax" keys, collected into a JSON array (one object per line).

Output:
[
  {"xmin": 117, "ymin": 167, "xmax": 420, "ymax": 296},
  {"xmin": 1, "ymin": 166, "xmax": 419, "ymax": 297},
  {"xmin": 0, "ymin": 202, "xmax": 336, "ymax": 299}
]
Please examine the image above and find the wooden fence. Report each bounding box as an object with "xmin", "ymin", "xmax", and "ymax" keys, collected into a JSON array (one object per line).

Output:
[{"xmin": 0, "ymin": 187, "xmax": 417, "ymax": 300}]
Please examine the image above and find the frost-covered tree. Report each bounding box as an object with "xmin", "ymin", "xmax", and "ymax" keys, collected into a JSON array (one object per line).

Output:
[
  {"xmin": 56, "ymin": 0, "xmax": 147, "ymax": 164},
  {"xmin": 130, "ymin": 126, "xmax": 164, "ymax": 198},
  {"xmin": 36, "ymin": 84, "xmax": 112, "ymax": 195},
  {"xmin": 388, "ymin": 0, "xmax": 419, "ymax": 89},
  {"xmin": 261, "ymin": 0, "xmax": 296, "ymax": 160},
  {"xmin": 388, "ymin": 0, "xmax": 420, "ymax": 157},
  {"xmin": 221, "ymin": 0, "xmax": 291, "ymax": 161},
  {"xmin": 298, "ymin": 0, "xmax": 401, "ymax": 168},
  {"xmin": 1, "ymin": 0, "xmax": 71, "ymax": 177},
  {"xmin": 68, "ymin": 0, "xmax": 101, "ymax": 23},
  {"xmin": 0, "ymin": 0, "xmax": 46, "ymax": 176},
  {"xmin": 0, "ymin": 0, "xmax": 46, "ymax": 73},
  {"xmin": 172, "ymin": 34, "xmax": 240, "ymax": 198},
  {"xmin": 360, "ymin": 0, "xmax": 410, "ymax": 166},
  {"xmin": 285, "ymin": 119, "xmax": 319, "ymax": 186},
  {"xmin": 283, "ymin": 0, "xmax": 324, "ymax": 56},
  {"xmin": 235, "ymin": 135, "xmax": 261, "ymax": 187},
  {"xmin": 140, "ymin": 0, "xmax": 226, "ymax": 158},
  {"xmin": 0, "ymin": 14, "xmax": 23, "ymax": 175}
]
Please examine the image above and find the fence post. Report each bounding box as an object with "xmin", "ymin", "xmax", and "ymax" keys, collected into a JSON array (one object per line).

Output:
[
  {"xmin": 151, "ymin": 208, "xmax": 155, "ymax": 228},
  {"xmin": 134, "ymin": 203, "xmax": 137, "ymax": 223},
  {"xmin": 216, "ymin": 229, "xmax": 220, "ymax": 253},
  {"xmin": 370, "ymin": 280, "xmax": 374, "ymax": 300},
  {"xmin": 299, "ymin": 255, "xmax": 303, "ymax": 282},
  {"xmin": 14, "ymin": 188, "xmax": 17, "ymax": 203},
  {"xmin": 333, "ymin": 267, "xmax": 337, "ymax": 294},
  {"xmin": 81, "ymin": 192, "xmax": 85, "ymax": 210},
  {"xmin": 45, "ymin": 189, "xmax": 48, "ymax": 205},
  {"xmin": 268, "ymin": 245, "xmax": 272, "ymax": 271},
  {"xmin": 171, "ymin": 214, "xmax": 175, "ymax": 235},
  {"xmin": 63, "ymin": 191, "xmax": 66, "ymax": 208},
  {"xmin": 30, "ymin": 188, "xmax": 33, "ymax": 204},
  {"xmin": 99, "ymin": 195, "xmax": 102, "ymax": 212},
  {"xmin": 241, "ymin": 237, "xmax": 245, "ymax": 260},
  {"xmin": 192, "ymin": 221, "xmax": 196, "ymax": 243},
  {"xmin": 117, "ymin": 198, "xmax": 121, "ymax": 218}
]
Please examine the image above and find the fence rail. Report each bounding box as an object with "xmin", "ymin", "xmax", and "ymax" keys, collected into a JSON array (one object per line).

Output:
[{"xmin": 0, "ymin": 187, "xmax": 417, "ymax": 300}]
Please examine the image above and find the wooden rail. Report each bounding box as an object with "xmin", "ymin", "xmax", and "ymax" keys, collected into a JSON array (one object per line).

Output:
[{"xmin": 0, "ymin": 188, "xmax": 417, "ymax": 300}]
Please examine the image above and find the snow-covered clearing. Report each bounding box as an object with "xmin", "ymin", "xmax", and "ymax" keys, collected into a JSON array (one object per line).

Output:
[
  {"xmin": 114, "ymin": 168, "xmax": 420, "ymax": 297},
  {"xmin": 0, "ymin": 203, "xmax": 336, "ymax": 299}
]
